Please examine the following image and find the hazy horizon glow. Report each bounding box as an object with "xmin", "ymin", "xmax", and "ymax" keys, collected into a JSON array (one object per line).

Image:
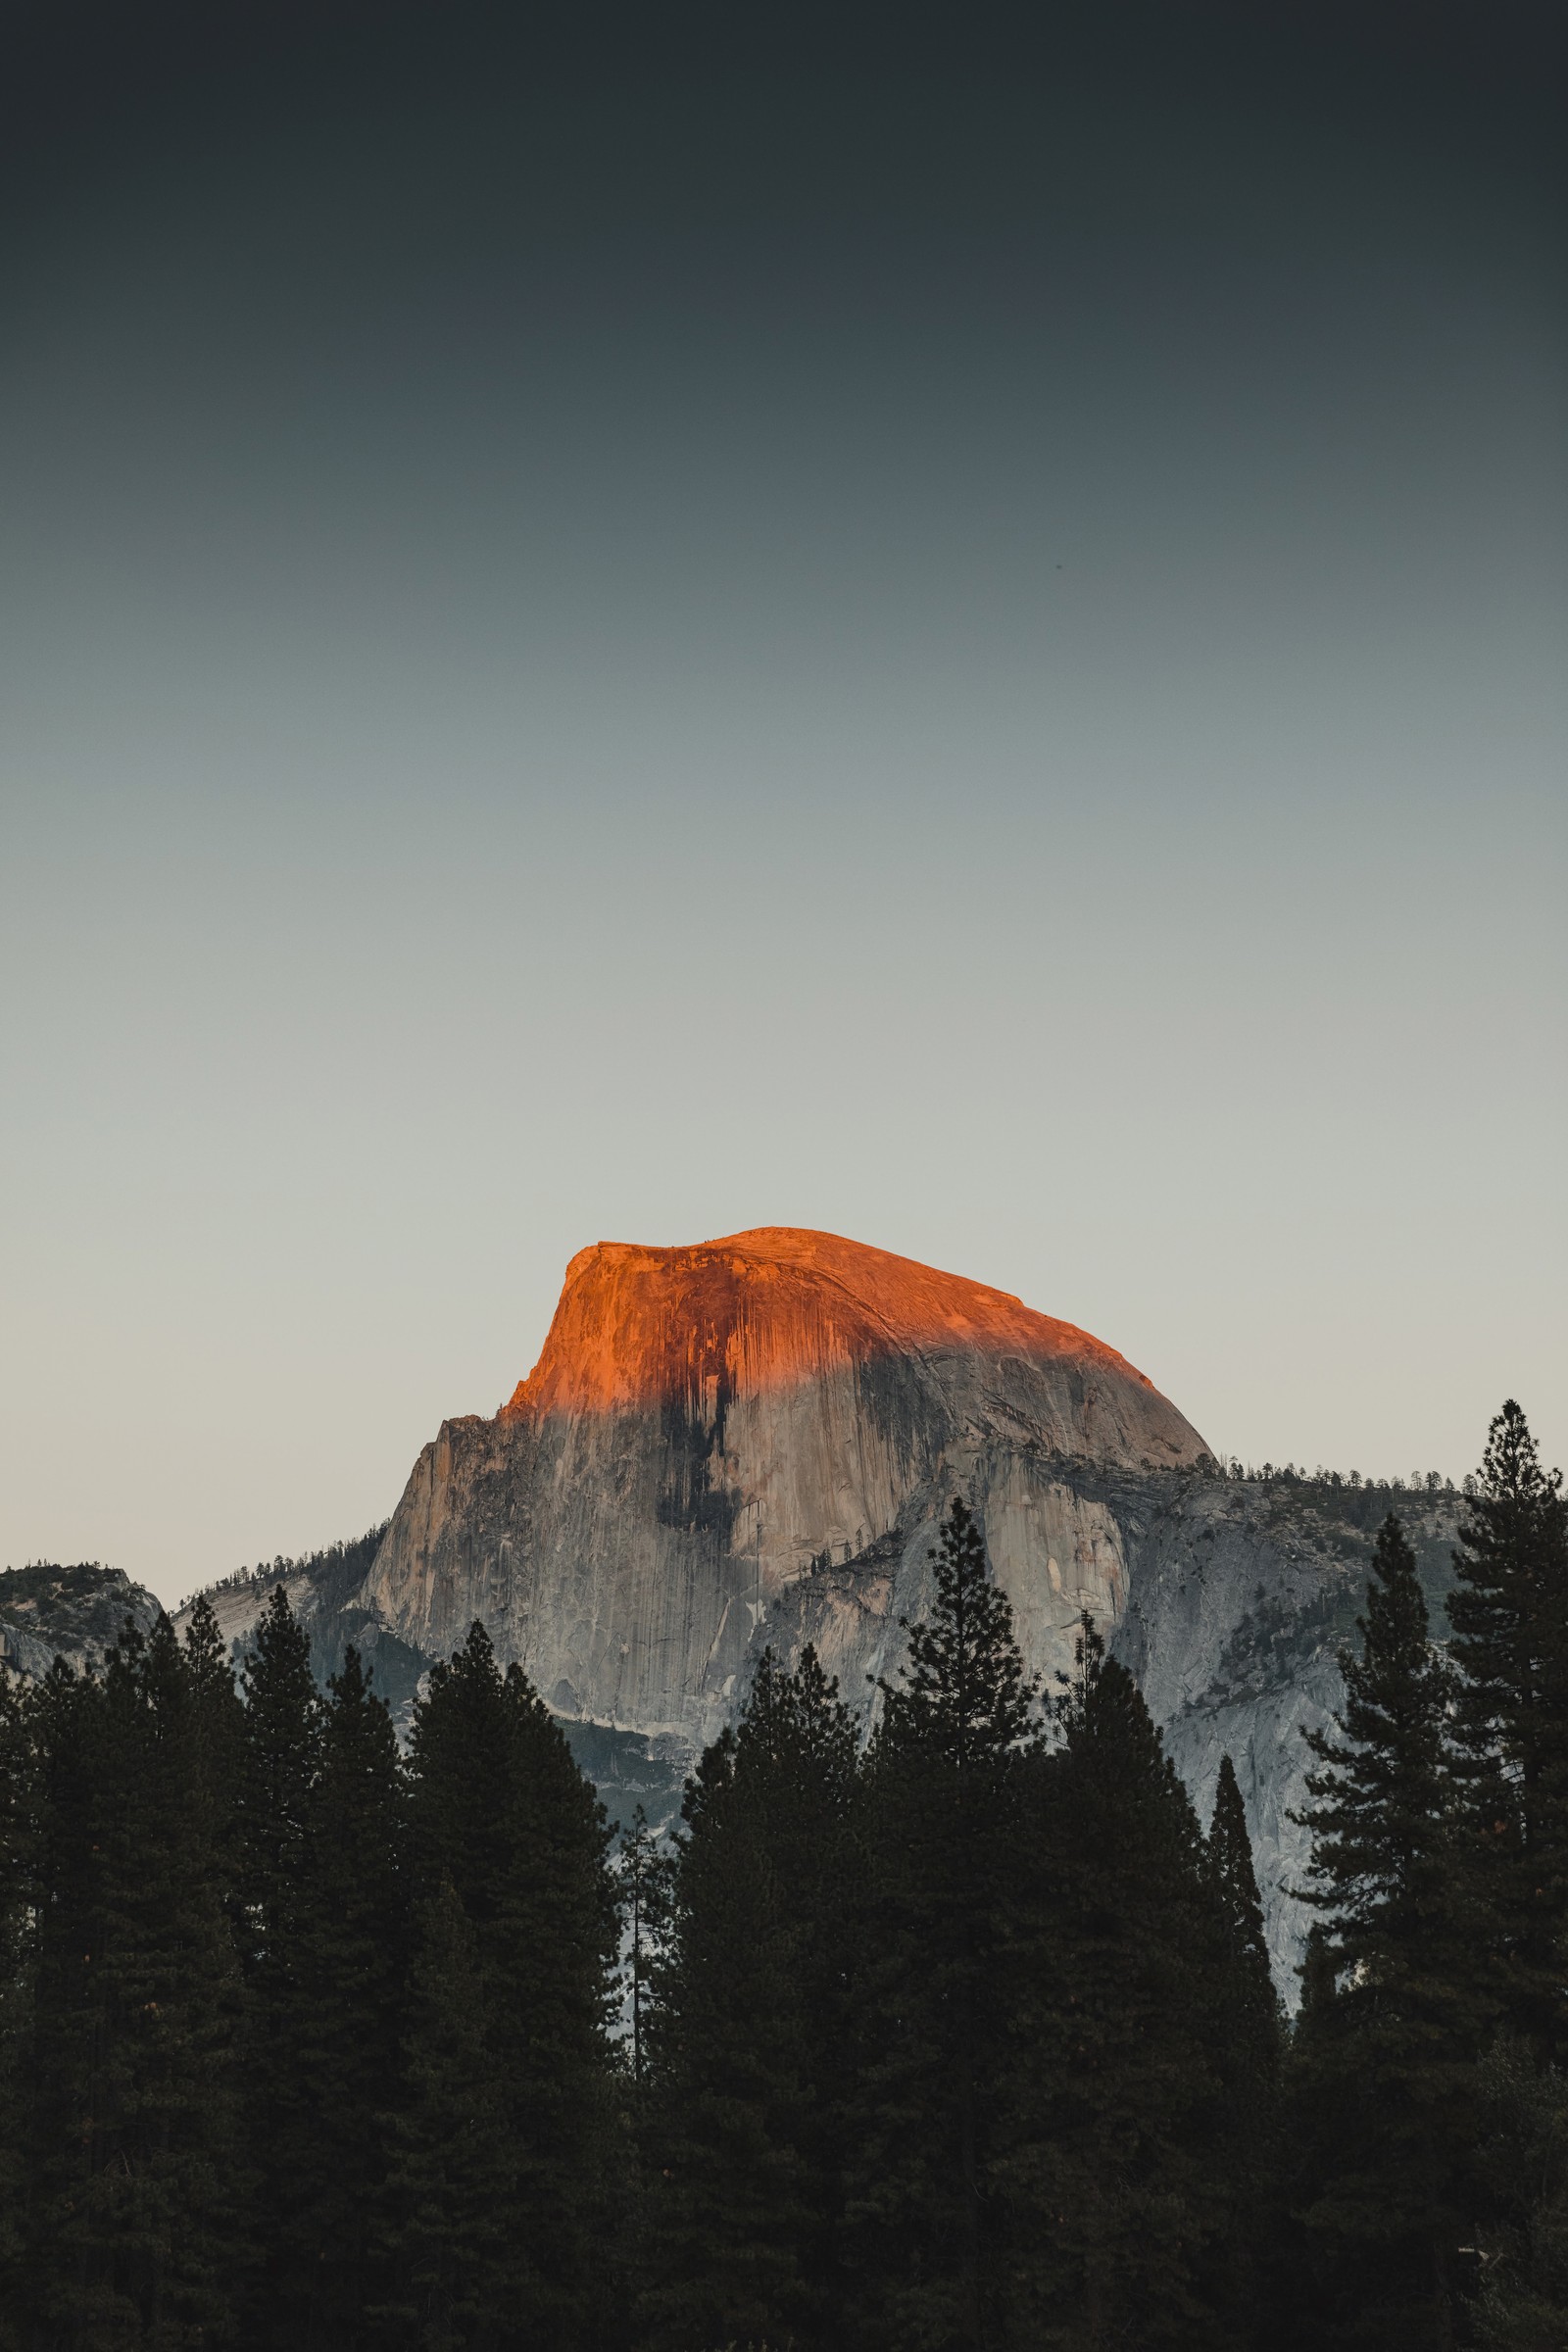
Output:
[{"xmin": 2, "ymin": 6, "xmax": 1563, "ymax": 1605}]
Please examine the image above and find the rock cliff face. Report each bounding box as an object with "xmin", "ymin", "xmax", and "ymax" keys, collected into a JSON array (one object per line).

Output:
[{"xmin": 365, "ymin": 1228, "xmax": 1210, "ymax": 1748}]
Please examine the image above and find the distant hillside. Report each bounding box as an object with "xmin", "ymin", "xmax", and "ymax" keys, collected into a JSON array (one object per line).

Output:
[{"xmin": 0, "ymin": 1562, "xmax": 162, "ymax": 1682}]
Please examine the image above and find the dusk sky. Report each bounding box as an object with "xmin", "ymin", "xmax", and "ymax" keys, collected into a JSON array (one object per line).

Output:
[{"xmin": 3, "ymin": 2, "xmax": 1563, "ymax": 1606}]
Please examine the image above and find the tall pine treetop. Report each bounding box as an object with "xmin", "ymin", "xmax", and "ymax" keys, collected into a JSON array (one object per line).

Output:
[
  {"xmin": 1291, "ymin": 1513, "xmax": 1481, "ymax": 2340},
  {"xmin": 1052, "ymin": 1611, "xmax": 1200, "ymax": 1844},
  {"xmin": 1210, "ymin": 1753, "xmax": 1274, "ymax": 1998},
  {"xmin": 1298, "ymin": 1514, "xmax": 1455, "ymax": 1957},
  {"xmin": 237, "ymin": 1585, "xmax": 324, "ymax": 1966},
  {"xmin": 876, "ymin": 1495, "xmax": 1038, "ymax": 1770},
  {"xmin": 1446, "ymin": 1399, "xmax": 1568, "ymax": 2061},
  {"xmin": 1011, "ymin": 1608, "xmax": 1235, "ymax": 2347},
  {"xmin": 181, "ymin": 1591, "xmax": 234, "ymax": 1693},
  {"xmin": 182, "ymin": 1591, "xmax": 245, "ymax": 1863},
  {"xmin": 642, "ymin": 1646, "xmax": 859, "ymax": 2352},
  {"xmin": 401, "ymin": 1618, "xmax": 620, "ymax": 2350},
  {"xmin": 733, "ymin": 1643, "xmax": 858, "ymax": 1796},
  {"xmin": 240, "ymin": 1587, "xmax": 323, "ymax": 1830},
  {"xmin": 1447, "ymin": 1398, "xmax": 1568, "ymax": 1765}
]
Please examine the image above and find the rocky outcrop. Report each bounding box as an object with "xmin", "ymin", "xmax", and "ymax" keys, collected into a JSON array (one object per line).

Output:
[{"xmin": 0, "ymin": 1561, "xmax": 163, "ymax": 1682}]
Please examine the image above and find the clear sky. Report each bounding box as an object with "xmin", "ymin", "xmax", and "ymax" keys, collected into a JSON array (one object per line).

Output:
[{"xmin": 3, "ymin": 2, "xmax": 1564, "ymax": 1606}]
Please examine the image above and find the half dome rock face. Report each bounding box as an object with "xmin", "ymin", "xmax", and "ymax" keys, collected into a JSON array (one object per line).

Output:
[{"xmin": 365, "ymin": 1228, "xmax": 1210, "ymax": 1752}]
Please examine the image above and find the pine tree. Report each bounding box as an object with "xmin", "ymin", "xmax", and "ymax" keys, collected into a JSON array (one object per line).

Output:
[
  {"xmin": 998, "ymin": 1615, "xmax": 1230, "ymax": 2350},
  {"xmin": 237, "ymin": 1584, "xmax": 324, "ymax": 1968},
  {"xmin": 267, "ymin": 1646, "xmax": 410, "ymax": 2350},
  {"xmin": 377, "ymin": 1874, "xmax": 520, "ymax": 2352},
  {"xmin": 236, "ymin": 1584, "xmax": 327, "ymax": 2344},
  {"xmin": 639, "ymin": 1646, "xmax": 858, "ymax": 2352},
  {"xmin": 1446, "ymin": 1401, "xmax": 1568, "ymax": 2061},
  {"xmin": 874, "ymin": 1496, "xmax": 1037, "ymax": 1776},
  {"xmin": 181, "ymin": 1592, "xmax": 245, "ymax": 1873},
  {"xmin": 1209, "ymin": 1753, "xmax": 1278, "ymax": 2051},
  {"xmin": 1203, "ymin": 1753, "xmax": 1285, "ymax": 2338},
  {"xmin": 24, "ymin": 1616, "xmax": 248, "ymax": 2347},
  {"xmin": 850, "ymin": 1494, "xmax": 1037, "ymax": 2351},
  {"xmin": 400, "ymin": 1622, "xmax": 620, "ymax": 2351},
  {"xmin": 1291, "ymin": 1514, "xmax": 1479, "ymax": 2348}
]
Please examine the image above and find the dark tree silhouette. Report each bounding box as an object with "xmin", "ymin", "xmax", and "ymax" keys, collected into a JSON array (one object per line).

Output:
[
  {"xmin": 640, "ymin": 1646, "xmax": 858, "ymax": 2352},
  {"xmin": 1290, "ymin": 1516, "xmax": 1480, "ymax": 2349},
  {"xmin": 1446, "ymin": 1402, "xmax": 1568, "ymax": 2061},
  {"xmin": 851, "ymin": 1495, "xmax": 1038, "ymax": 2351}
]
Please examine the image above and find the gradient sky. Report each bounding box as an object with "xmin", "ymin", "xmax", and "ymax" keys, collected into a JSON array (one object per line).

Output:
[{"xmin": 2, "ymin": 2, "xmax": 1563, "ymax": 1606}]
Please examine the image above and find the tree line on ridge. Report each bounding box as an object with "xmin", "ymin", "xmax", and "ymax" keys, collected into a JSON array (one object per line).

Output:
[{"xmin": 0, "ymin": 1399, "xmax": 1565, "ymax": 2352}]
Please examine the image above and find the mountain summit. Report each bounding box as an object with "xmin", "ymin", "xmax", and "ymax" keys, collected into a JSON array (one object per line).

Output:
[{"xmin": 502, "ymin": 1227, "xmax": 1206, "ymax": 1459}]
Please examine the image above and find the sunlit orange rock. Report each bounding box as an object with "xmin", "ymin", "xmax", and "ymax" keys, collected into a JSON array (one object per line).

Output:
[{"xmin": 502, "ymin": 1228, "xmax": 1170, "ymax": 1424}]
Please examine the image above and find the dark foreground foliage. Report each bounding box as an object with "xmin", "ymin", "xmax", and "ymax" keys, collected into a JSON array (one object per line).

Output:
[{"xmin": 0, "ymin": 1404, "xmax": 1564, "ymax": 2352}]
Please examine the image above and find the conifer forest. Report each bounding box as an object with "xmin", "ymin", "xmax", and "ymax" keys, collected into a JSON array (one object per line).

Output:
[{"xmin": 2, "ymin": 1401, "xmax": 1566, "ymax": 2352}]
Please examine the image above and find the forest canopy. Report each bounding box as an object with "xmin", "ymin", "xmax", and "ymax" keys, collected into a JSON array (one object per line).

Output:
[{"xmin": 0, "ymin": 1404, "xmax": 1564, "ymax": 2352}]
